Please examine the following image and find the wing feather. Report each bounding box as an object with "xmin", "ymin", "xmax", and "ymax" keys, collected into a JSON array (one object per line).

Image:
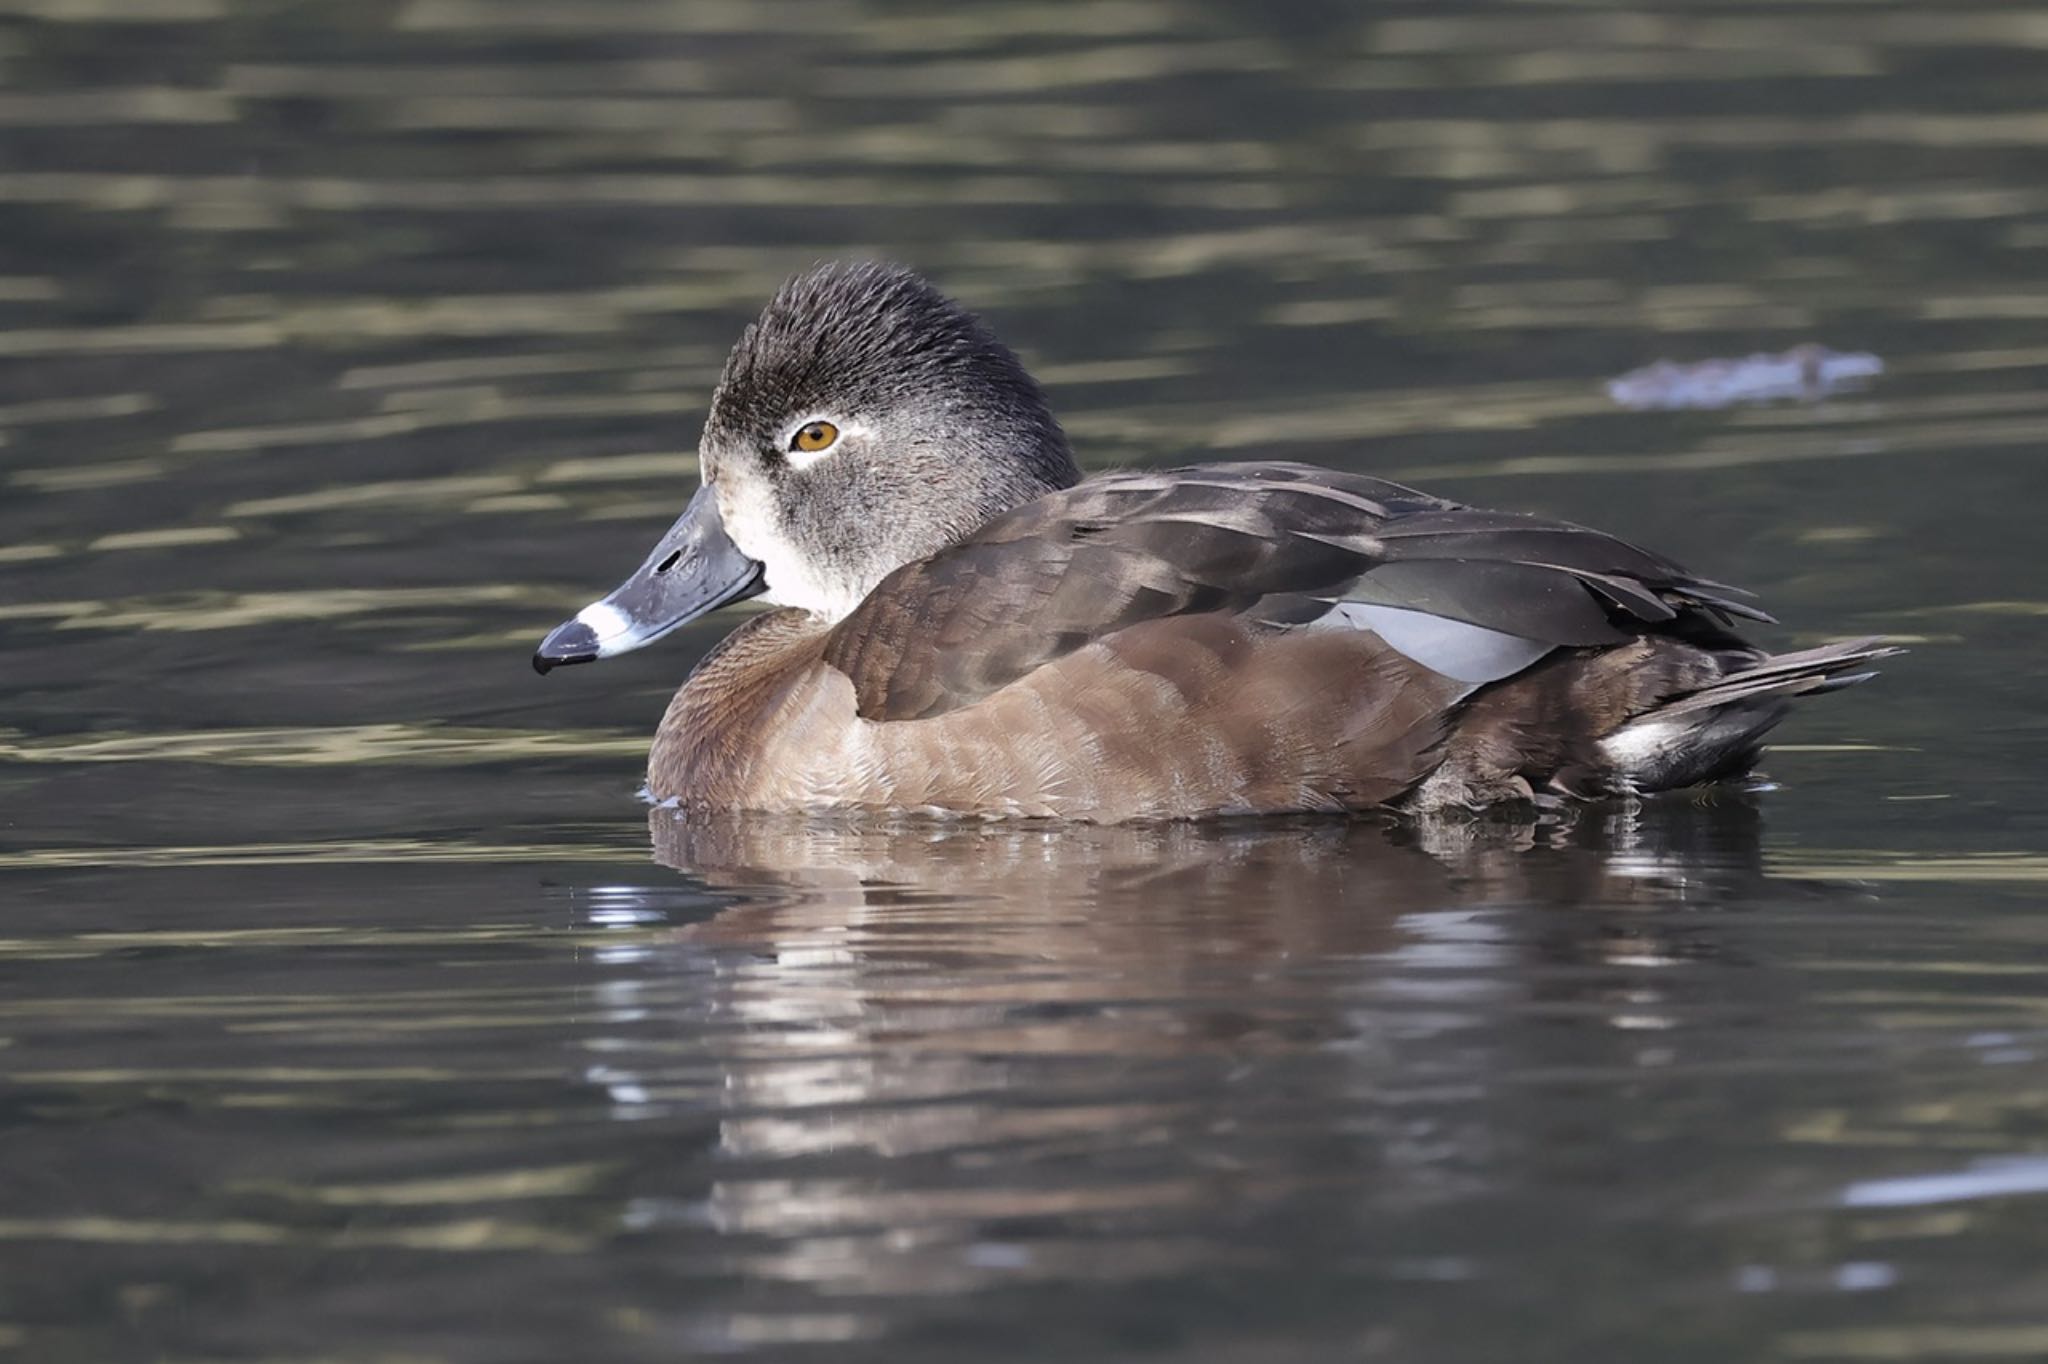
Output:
[{"xmin": 824, "ymin": 462, "xmax": 1763, "ymax": 721}]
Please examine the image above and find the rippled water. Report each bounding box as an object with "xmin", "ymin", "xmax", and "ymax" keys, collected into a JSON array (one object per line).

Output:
[{"xmin": 3, "ymin": 2, "xmax": 2047, "ymax": 1360}]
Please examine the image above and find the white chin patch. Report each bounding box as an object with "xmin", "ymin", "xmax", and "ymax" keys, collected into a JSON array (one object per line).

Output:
[
  {"xmin": 757, "ymin": 578, "xmax": 865, "ymax": 624},
  {"xmin": 719, "ymin": 471, "xmax": 865, "ymax": 622},
  {"xmin": 575, "ymin": 600, "xmax": 636, "ymax": 657}
]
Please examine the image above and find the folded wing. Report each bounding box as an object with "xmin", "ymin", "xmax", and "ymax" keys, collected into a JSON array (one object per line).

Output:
[{"xmin": 824, "ymin": 461, "xmax": 1765, "ymax": 722}]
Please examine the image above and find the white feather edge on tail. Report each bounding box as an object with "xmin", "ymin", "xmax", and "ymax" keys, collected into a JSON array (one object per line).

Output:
[{"xmin": 1598, "ymin": 636, "xmax": 1903, "ymax": 792}]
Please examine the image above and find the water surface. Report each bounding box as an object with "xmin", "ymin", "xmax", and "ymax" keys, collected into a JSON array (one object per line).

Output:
[{"xmin": 2, "ymin": 2, "xmax": 2047, "ymax": 1360}]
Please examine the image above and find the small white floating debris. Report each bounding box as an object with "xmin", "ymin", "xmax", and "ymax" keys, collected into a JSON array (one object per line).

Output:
[
  {"xmin": 1607, "ymin": 344, "xmax": 1883, "ymax": 410},
  {"xmin": 1839, "ymin": 1155, "xmax": 2048, "ymax": 1208}
]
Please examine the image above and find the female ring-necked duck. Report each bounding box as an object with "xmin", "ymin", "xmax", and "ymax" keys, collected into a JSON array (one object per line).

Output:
[{"xmin": 536, "ymin": 262, "xmax": 1894, "ymax": 821}]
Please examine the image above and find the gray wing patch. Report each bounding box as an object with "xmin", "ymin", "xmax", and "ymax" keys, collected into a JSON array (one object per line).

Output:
[{"xmin": 1310, "ymin": 602, "xmax": 1555, "ymax": 684}]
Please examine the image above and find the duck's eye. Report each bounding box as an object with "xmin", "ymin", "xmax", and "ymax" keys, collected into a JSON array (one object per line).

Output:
[{"xmin": 791, "ymin": 420, "xmax": 839, "ymax": 454}]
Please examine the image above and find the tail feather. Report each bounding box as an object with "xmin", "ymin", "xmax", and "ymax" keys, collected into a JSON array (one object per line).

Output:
[
  {"xmin": 1599, "ymin": 636, "xmax": 1902, "ymax": 793},
  {"xmin": 1651, "ymin": 637, "xmax": 1902, "ymax": 716}
]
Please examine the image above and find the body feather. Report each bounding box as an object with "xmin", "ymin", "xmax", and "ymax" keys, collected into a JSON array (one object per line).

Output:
[{"xmin": 646, "ymin": 464, "xmax": 1892, "ymax": 818}]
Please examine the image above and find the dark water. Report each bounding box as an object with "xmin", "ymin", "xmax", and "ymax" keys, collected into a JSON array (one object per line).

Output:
[{"xmin": 3, "ymin": 2, "xmax": 2047, "ymax": 1360}]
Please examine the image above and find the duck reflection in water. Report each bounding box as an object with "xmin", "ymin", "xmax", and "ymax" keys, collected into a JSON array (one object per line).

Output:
[
  {"xmin": 650, "ymin": 798, "xmax": 1777, "ymax": 966},
  {"xmin": 602, "ymin": 800, "xmax": 1815, "ymax": 1298}
]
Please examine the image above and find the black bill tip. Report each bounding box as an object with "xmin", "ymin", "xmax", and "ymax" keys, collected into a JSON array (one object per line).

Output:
[{"xmin": 533, "ymin": 619, "xmax": 601, "ymax": 675}]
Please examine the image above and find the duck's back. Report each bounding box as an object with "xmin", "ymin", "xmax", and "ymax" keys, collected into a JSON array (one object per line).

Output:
[{"xmin": 649, "ymin": 462, "xmax": 1892, "ymax": 819}]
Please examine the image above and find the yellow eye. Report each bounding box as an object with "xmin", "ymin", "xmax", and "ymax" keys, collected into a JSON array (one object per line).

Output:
[{"xmin": 791, "ymin": 420, "xmax": 839, "ymax": 454}]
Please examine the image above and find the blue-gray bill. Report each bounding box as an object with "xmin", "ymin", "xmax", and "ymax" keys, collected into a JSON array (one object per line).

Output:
[{"xmin": 533, "ymin": 484, "xmax": 766, "ymax": 674}]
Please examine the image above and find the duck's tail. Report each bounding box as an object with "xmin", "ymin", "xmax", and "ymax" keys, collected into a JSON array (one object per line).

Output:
[{"xmin": 1598, "ymin": 636, "xmax": 1903, "ymax": 793}]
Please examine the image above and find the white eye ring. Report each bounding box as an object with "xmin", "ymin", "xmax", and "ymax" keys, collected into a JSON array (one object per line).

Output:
[{"xmin": 783, "ymin": 416, "xmax": 855, "ymax": 470}]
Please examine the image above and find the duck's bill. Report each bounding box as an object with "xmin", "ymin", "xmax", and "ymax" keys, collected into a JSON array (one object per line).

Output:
[{"xmin": 533, "ymin": 484, "xmax": 766, "ymax": 674}]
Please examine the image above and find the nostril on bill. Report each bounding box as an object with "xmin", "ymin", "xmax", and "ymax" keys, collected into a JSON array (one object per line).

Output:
[{"xmin": 655, "ymin": 550, "xmax": 682, "ymax": 573}]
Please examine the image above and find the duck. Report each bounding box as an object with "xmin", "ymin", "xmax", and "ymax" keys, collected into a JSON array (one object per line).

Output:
[{"xmin": 534, "ymin": 261, "xmax": 1895, "ymax": 821}]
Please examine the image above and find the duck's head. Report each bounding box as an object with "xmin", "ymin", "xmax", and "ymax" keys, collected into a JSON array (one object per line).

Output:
[{"xmin": 535, "ymin": 261, "xmax": 1078, "ymax": 672}]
